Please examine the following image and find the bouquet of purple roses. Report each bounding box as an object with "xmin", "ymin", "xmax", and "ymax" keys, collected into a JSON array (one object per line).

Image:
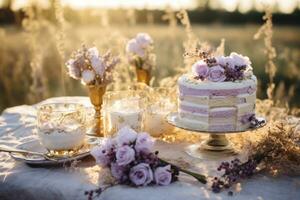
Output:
[
  {"xmin": 90, "ymin": 126, "xmax": 206, "ymax": 190},
  {"xmin": 91, "ymin": 126, "xmax": 178, "ymax": 186}
]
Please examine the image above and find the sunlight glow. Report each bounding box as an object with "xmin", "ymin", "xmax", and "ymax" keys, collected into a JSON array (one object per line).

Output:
[
  {"xmin": 61, "ymin": 0, "xmax": 195, "ymax": 10},
  {"xmin": 6, "ymin": 0, "xmax": 300, "ymax": 13},
  {"xmin": 220, "ymin": 0, "xmax": 239, "ymax": 12}
]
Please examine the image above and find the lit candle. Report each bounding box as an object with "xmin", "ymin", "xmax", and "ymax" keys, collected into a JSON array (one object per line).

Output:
[
  {"xmin": 145, "ymin": 99, "xmax": 175, "ymax": 137},
  {"xmin": 106, "ymin": 97, "xmax": 144, "ymax": 134}
]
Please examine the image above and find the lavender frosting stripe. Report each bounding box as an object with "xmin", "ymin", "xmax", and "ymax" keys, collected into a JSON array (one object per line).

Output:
[
  {"xmin": 179, "ymin": 85, "xmax": 256, "ymax": 96},
  {"xmin": 209, "ymin": 109, "xmax": 235, "ymax": 117},
  {"xmin": 180, "ymin": 104, "xmax": 208, "ymax": 114}
]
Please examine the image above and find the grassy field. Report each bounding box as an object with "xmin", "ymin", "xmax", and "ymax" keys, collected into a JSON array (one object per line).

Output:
[{"xmin": 0, "ymin": 24, "xmax": 300, "ymax": 112}]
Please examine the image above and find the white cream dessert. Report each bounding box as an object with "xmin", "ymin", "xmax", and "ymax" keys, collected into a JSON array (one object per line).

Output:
[
  {"xmin": 177, "ymin": 52, "xmax": 256, "ymax": 132},
  {"xmin": 37, "ymin": 103, "xmax": 86, "ymax": 151},
  {"xmin": 38, "ymin": 126, "xmax": 85, "ymax": 151}
]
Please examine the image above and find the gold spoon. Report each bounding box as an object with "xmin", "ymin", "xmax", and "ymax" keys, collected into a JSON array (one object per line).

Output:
[{"xmin": 0, "ymin": 145, "xmax": 59, "ymax": 161}]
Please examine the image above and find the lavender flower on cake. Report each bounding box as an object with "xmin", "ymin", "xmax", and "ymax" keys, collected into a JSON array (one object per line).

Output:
[
  {"xmin": 65, "ymin": 45, "xmax": 120, "ymax": 85},
  {"xmin": 208, "ymin": 65, "xmax": 226, "ymax": 82},
  {"xmin": 191, "ymin": 51, "xmax": 253, "ymax": 82},
  {"xmin": 192, "ymin": 60, "xmax": 209, "ymax": 80}
]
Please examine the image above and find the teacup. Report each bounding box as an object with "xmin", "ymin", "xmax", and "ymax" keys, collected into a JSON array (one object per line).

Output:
[{"xmin": 37, "ymin": 103, "xmax": 86, "ymax": 155}]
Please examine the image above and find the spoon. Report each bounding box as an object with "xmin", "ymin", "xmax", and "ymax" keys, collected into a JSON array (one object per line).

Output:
[{"xmin": 0, "ymin": 145, "xmax": 59, "ymax": 161}]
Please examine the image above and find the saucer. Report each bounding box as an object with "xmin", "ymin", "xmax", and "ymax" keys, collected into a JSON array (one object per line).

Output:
[{"xmin": 10, "ymin": 136, "xmax": 101, "ymax": 167}]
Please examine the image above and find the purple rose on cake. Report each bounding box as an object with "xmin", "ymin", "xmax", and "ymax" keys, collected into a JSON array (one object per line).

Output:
[
  {"xmin": 215, "ymin": 56, "xmax": 235, "ymax": 69},
  {"xmin": 192, "ymin": 60, "xmax": 209, "ymax": 80},
  {"xmin": 208, "ymin": 65, "xmax": 226, "ymax": 82}
]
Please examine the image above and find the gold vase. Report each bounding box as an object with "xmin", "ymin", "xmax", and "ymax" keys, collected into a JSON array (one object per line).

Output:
[
  {"xmin": 136, "ymin": 67, "xmax": 151, "ymax": 85},
  {"xmin": 88, "ymin": 84, "xmax": 107, "ymax": 136}
]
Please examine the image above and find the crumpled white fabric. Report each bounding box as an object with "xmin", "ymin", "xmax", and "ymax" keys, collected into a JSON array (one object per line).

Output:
[{"xmin": 0, "ymin": 97, "xmax": 299, "ymax": 200}]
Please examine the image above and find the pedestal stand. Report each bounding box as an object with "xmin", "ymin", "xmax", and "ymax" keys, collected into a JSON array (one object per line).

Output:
[{"xmin": 167, "ymin": 112, "xmax": 266, "ymax": 159}]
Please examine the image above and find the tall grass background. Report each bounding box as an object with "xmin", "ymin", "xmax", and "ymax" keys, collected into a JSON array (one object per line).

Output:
[{"xmin": 0, "ymin": 2, "xmax": 300, "ymax": 113}]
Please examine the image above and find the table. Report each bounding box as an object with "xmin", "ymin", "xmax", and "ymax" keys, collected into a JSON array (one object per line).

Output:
[{"xmin": 0, "ymin": 97, "xmax": 299, "ymax": 200}]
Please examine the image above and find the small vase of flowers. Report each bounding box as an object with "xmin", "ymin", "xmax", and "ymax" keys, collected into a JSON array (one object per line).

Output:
[
  {"xmin": 126, "ymin": 33, "xmax": 156, "ymax": 85},
  {"xmin": 65, "ymin": 45, "xmax": 119, "ymax": 136}
]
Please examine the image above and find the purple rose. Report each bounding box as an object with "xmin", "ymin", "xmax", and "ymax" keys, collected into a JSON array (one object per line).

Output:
[
  {"xmin": 116, "ymin": 145, "xmax": 135, "ymax": 166},
  {"xmin": 208, "ymin": 65, "xmax": 226, "ymax": 82},
  {"xmin": 215, "ymin": 56, "xmax": 235, "ymax": 69},
  {"xmin": 135, "ymin": 33, "xmax": 153, "ymax": 48},
  {"xmin": 116, "ymin": 126, "xmax": 138, "ymax": 146},
  {"xmin": 111, "ymin": 162, "xmax": 126, "ymax": 181},
  {"xmin": 135, "ymin": 132, "xmax": 154, "ymax": 154},
  {"xmin": 215, "ymin": 56, "xmax": 226, "ymax": 66},
  {"xmin": 126, "ymin": 39, "xmax": 145, "ymax": 57},
  {"xmin": 90, "ymin": 139, "xmax": 115, "ymax": 167},
  {"xmin": 192, "ymin": 60, "xmax": 209, "ymax": 80},
  {"xmin": 154, "ymin": 165, "xmax": 172, "ymax": 186},
  {"xmin": 129, "ymin": 163, "xmax": 153, "ymax": 186}
]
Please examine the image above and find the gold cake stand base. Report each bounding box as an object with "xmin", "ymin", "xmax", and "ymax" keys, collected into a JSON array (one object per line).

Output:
[
  {"xmin": 167, "ymin": 112, "xmax": 266, "ymax": 159},
  {"xmin": 185, "ymin": 134, "xmax": 237, "ymax": 159}
]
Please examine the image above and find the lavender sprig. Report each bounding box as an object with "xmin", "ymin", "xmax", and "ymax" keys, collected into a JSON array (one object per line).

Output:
[{"xmin": 211, "ymin": 158, "xmax": 258, "ymax": 193}]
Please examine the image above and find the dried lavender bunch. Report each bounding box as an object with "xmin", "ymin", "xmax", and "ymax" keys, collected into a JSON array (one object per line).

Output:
[
  {"xmin": 183, "ymin": 48, "xmax": 214, "ymax": 61},
  {"xmin": 251, "ymin": 122, "xmax": 300, "ymax": 175},
  {"xmin": 213, "ymin": 121, "xmax": 300, "ymax": 193},
  {"xmin": 212, "ymin": 158, "xmax": 258, "ymax": 193}
]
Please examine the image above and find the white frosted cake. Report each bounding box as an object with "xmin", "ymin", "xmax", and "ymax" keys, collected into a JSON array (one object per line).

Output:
[{"xmin": 177, "ymin": 52, "xmax": 256, "ymax": 132}]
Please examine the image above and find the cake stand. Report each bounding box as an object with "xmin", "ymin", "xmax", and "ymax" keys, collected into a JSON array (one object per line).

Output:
[{"xmin": 167, "ymin": 112, "xmax": 267, "ymax": 159}]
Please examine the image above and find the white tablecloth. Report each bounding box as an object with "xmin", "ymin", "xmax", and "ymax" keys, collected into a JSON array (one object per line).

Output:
[{"xmin": 0, "ymin": 97, "xmax": 299, "ymax": 200}]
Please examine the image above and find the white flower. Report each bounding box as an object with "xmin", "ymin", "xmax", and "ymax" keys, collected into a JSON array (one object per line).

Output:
[
  {"xmin": 87, "ymin": 47, "xmax": 99, "ymax": 57},
  {"xmin": 81, "ymin": 70, "xmax": 95, "ymax": 84},
  {"xmin": 135, "ymin": 33, "xmax": 153, "ymax": 48},
  {"xmin": 116, "ymin": 126, "xmax": 138, "ymax": 146},
  {"xmin": 230, "ymin": 52, "xmax": 251, "ymax": 67},
  {"xmin": 86, "ymin": 47, "xmax": 105, "ymax": 76},
  {"xmin": 66, "ymin": 59, "xmax": 81, "ymax": 79},
  {"xmin": 90, "ymin": 56, "xmax": 105, "ymax": 76},
  {"xmin": 244, "ymin": 67, "xmax": 254, "ymax": 78},
  {"xmin": 126, "ymin": 39, "xmax": 145, "ymax": 57}
]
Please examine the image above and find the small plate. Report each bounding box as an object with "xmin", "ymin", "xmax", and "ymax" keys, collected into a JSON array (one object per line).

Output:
[
  {"xmin": 10, "ymin": 136, "xmax": 101, "ymax": 167},
  {"xmin": 166, "ymin": 112, "xmax": 267, "ymax": 134}
]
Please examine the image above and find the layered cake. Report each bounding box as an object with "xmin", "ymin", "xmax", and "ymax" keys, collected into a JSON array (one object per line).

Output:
[{"xmin": 178, "ymin": 52, "xmax": 256, "ymax": 132}]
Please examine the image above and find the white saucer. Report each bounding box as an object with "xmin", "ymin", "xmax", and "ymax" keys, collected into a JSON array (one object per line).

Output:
[{"xmin": 10, "ymin": 136, "xmax": 101, "ymax": 167}]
